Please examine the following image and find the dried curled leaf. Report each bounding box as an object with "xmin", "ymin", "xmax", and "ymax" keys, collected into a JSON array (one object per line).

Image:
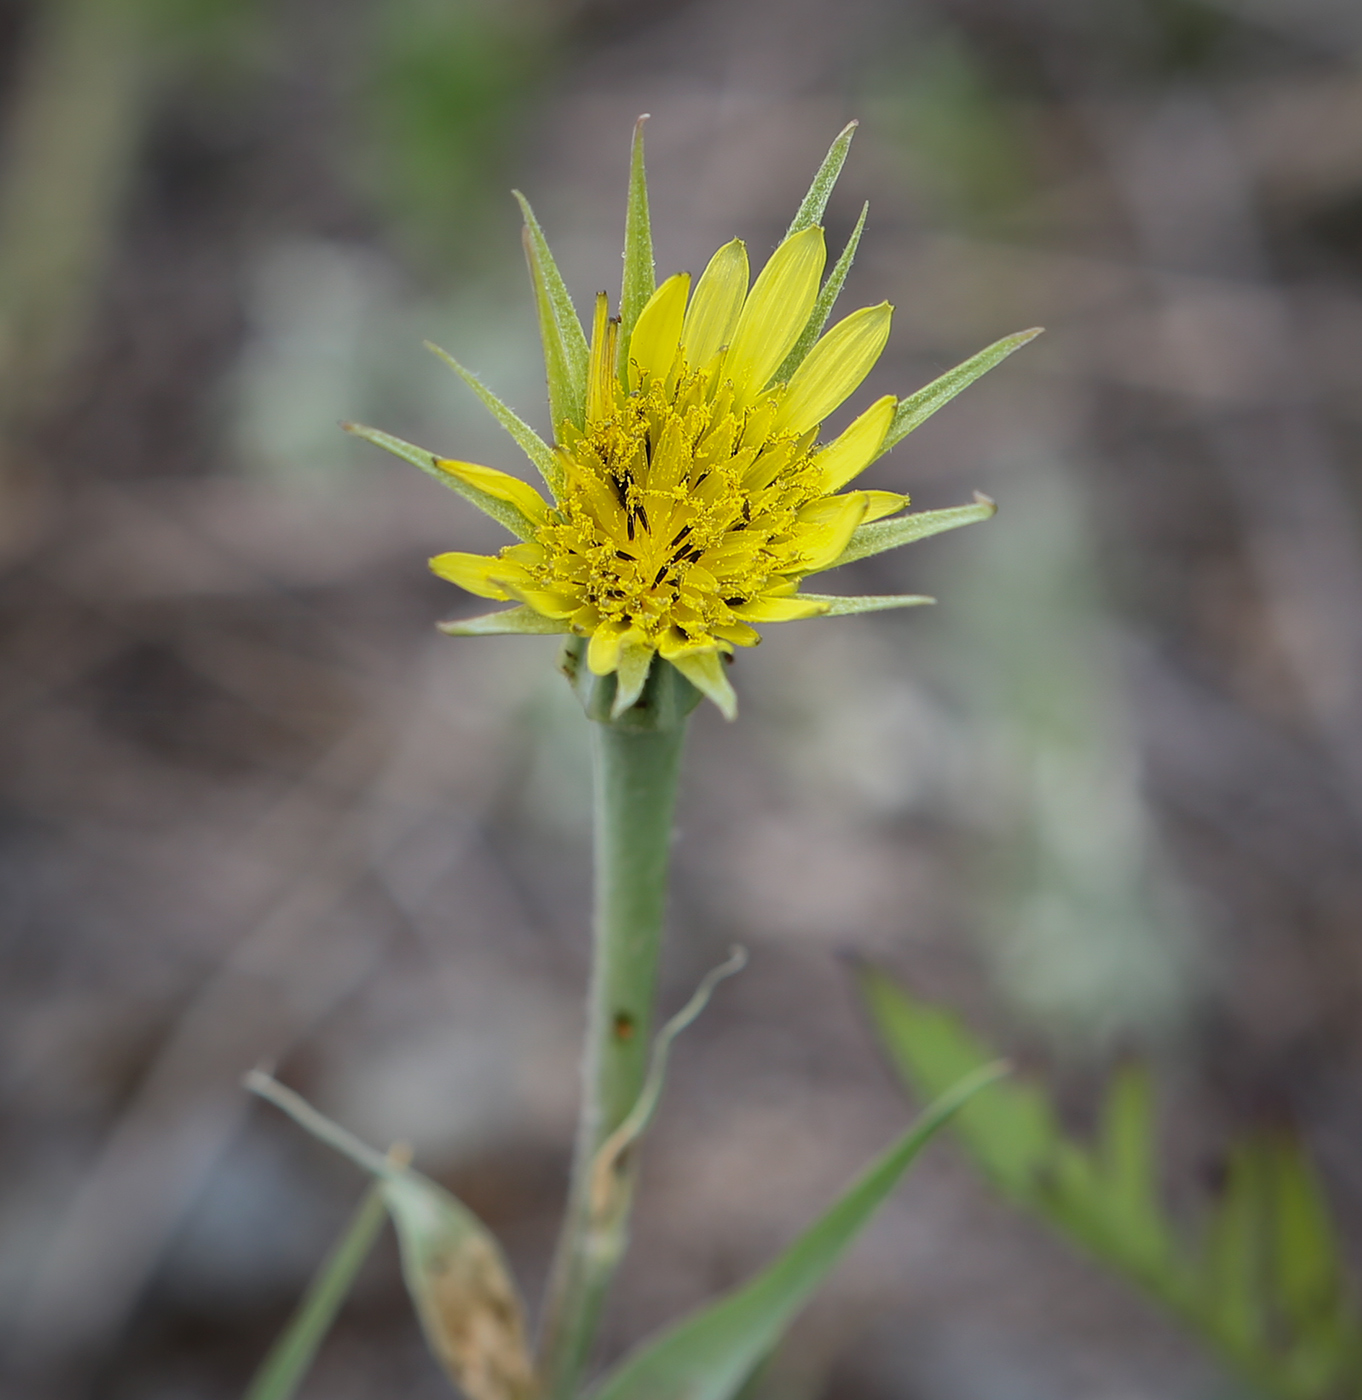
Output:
[
  {"xmin": 382, "ymin": 1170, "xmax": 537, "ymax": 1400},
  {"xmin": 245, "ymin": 1072, "xmax": 535, "ymax": 1400}
]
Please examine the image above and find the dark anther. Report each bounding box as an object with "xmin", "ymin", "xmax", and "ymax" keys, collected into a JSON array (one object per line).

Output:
[
  {"xmin": 670, "ymin": 523, "xmax": 693, "ymax": 547},
  {"xmin": 615, "ymin": 549, "xmax": 636, "ymax": 562},
  {"xmin": 653, "ymin": 565, "xmax": 669, "ymax": 586}
]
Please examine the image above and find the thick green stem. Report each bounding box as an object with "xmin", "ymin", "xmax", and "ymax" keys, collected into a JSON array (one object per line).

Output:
[{"xmin": 537, "ymin": 655, "xmax": 697, "ymax": 1400}]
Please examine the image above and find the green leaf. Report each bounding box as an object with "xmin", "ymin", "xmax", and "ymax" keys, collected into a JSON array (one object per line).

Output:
[
  {"xmin": 785, "ymin": 121, "xmax": 858, "ymax": 238},
  {"xmin": 858, "ymin": 966, "xmax": 1054, "ymax": 1198},
  {"xmin": 588, "ymin": 1061, "xmax": 1007, "ymax": 1400},
  {"xmin": 1201, "ymin": 1144, "xmax": 1268, "ymax": 1356},
  {"xmin": 514, "ymin": 190, "xmax": 589, "ymax": 434},
  {"xmin": 1091, "ymin": 1064, "xmax": 1175, "ymax": 1276},
  {"xmin": 860, "ymin": 972, "xmax": 1362, "ymax": 1400},
  {"xmin": 424, "ymin": 341, "xmax": 563, "ymax": 496},
  {"xmin": 243, "ymin": 1183, "xmax": 389, "ymax": 1400},
  {"xmin": 878, "ymin": 328, "xmax": 1042, "ymax": 459},
  {"xmin": 798, "ymin": 592, "xmax": 935, "ymax": 616},
  {"xmin": 438, "ymin": 606, "xmax": 571, "ymax": 636},
  {"xmin": 1265, "ymin": 1137, "xmax": 1352, "ymax": 1341},
  {"xmin": 774, "ymin": 201, "xmax": 869, "ymax": 384},
  {"xmin": 618, "ymin": 114, "xmax": 655, "ymax": 388},
  {"xmin": 246, "ymin": 1073, "xmax": 535, "ymax": 1400},
  {"xmin": 831, "ymin": 494, "xmax": 997, "ymax": 568},
  {"xmin": 343, "ymin": 422, "xmax": 540, "ymax": 540}
]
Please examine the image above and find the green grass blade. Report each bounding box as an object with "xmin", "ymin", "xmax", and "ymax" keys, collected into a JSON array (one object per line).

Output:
[
  {"xmin": 588, "ymin": 1062, "xmax": 1006, "ymax": 1400},
  {"xmin": 878, "ymin": 328, "xmax": 1042, "ymax": 458},
  {"xmin": 785, "ymin": 121, "xmax": 858, "ymax": 238},
  {"xmin": 618, "ymin": 114, "xmax": 655, "ymax": 388},
  {"xmin": 514, "ymin": 190, "xmax": 588, "ymax": 433},
  {"xmin": 831, "ymin": 494, "xmax": 997, "ymax": 568},
  {"xmin": 774, "ymin": 201, "xmax": 868, "ymax": 384},
  {"xmin": 424, "ymin": 341, "xmax": 562, "ymax": 495},
  {"xmin": 243, "ymin": 1185, "xmax": 388, "ymax": 1400}
]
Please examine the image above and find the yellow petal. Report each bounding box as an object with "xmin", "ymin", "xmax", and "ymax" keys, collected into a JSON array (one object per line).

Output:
[
  {"xmin": 724, "ymin": 227, "xmax": 826, "ymax": 403},
  {"xmin": 628, "ymin": 273, "xmax": 690, "ymax": 391},
  {"xmin": 502, "ymin": 582, "xmax": 579, "ymax": 619},
  {"xmin": 610, "ymin": 638, "xmax": 656, "ymax": 717},
  {"xmin": 789, "ymin": 493, "xmax": 868, "ymax": 572},
  {"xmin": 681, "ymin": 240, "xmax": 748, "ymax": 368},
  {"xmin": 775, "ymin": 302, "xmax": 893, "ymax": 435},
  {"xmin": 731, "ymin": 594, "xmax": 831, "ymax": 622},
  {"xmin": 588, "ymin": 619, "xmax": 632, "ymax": 675},
  {"xmin": 586, "ymin": 291, "xmax": 618, "ymax": 424},
  {"xmin": 860, "ymin": 489, "xmax": 909, "ymax": 523},
  {"xmin": 434, "ymin": 459, "xmax": 550, "ymax": 524},
  {"xmin": 813, "ymin": 395, "xmax": 895, "ymax": 491},
  {"xmin": 429, "ymin": 551, "xmax": 514, "ymax": 600}
]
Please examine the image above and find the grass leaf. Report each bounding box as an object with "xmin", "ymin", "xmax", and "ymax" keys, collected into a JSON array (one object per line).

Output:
[
  {"xmin": 242, "ymin": 1184, "xmax": 389, "ymax": 1400},
  {"xmin": 588, "ymin": 1061, "xmax": 1006, "ymax": 1400}
]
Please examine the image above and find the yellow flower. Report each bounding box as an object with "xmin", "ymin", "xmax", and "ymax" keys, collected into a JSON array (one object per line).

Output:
[{"xmin": 349, "ymin": 121, "xmax": 1037, "ymax": 718}]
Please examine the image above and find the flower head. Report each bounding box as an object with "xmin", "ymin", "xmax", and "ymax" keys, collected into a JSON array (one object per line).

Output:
[{"xmin": 350, "ymin": 121, "xmax": 1038, "ymax": 718}]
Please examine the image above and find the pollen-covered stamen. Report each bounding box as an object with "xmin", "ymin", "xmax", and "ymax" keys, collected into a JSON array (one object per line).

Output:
[{"xmin": 531, "ymin": 363, "xmax": 825, "ymax": 650}]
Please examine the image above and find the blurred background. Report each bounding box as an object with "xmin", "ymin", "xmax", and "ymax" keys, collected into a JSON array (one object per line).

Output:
[{"xmin": 3, "ymin": 0, "xmax": 1362, "ymax": 1396}]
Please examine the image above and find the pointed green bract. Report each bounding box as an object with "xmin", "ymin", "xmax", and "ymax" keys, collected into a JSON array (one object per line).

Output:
[
  {"xmin": 515, "ymin": 190, "xmax": 589, "ymax": 435},
  {"xmin": 587, "ymin": 1062, "xmax": 1005, "ymax": 1400},
  {"xmin": 799, "ymin": 592, "xmax": 935, "ymax": 616},
  {"xmin": 618, "ymin": 115, "xmax": 656, "ymax": 389},
  {"xmin": 425, "ymin": 341, "xmax": 562, "ymax": 495},
  {"xmin": 878, "ymin": 327, "xmax": 1042, "ymax": 458},
  {"xmin": 831, "ymin": 494, "xmax": 997, "ymax": 568},
  {"xmin": 343, "ymin": 422, "xmax": 542, "ymax": 541},
  {"xmin": 774, "ymin": 200, "xmax": 869, "ymax": 385},
  {"xmin": 438, "ymin": 606, "xmax": 571, "ymax": 636},
  {"xmin": 246, "ymin": 1073, "xmax": 535, "ymax": 1400},
  {"xmin": 785, "ymin": 120, "xmax": 858, "ymax": 238},
  {"xmin": 243, "ymin": 1184, "xmax": 389, "ymax": 1400}
]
